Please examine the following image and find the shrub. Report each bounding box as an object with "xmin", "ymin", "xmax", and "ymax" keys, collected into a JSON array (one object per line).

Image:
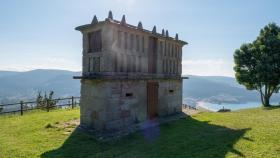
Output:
[{"xmin": 36, "ymin": 91, "xmax": 58, "ymax": 112}]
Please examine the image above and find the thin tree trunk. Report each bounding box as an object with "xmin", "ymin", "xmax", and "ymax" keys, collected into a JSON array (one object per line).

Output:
[
  {"xmin": 259, "ymin": 88, "xmax": 265, "ymax": 105},
  {"xmin": 259, "ymin": 85, "xmax": 272, "ymax": 107},
  {"xmin": 264, "ymin": 85, "xmax": 271, "ymax": 107},
  {"xmin": 264, "ymin": 96, "xmax": 270, "ymax": 107}
]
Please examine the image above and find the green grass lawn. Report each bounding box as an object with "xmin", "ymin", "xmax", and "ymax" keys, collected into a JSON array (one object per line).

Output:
[{"xmin": 1, "ymin": 107, "xmax": 280, "ymax": 158}]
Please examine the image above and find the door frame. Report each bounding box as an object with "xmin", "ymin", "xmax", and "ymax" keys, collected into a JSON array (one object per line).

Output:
[{"xmin": 147, "ymin": 81, "xmax": 159, "ymax": 119}]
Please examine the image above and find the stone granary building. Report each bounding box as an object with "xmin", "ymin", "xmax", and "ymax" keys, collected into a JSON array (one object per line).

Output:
[{"xmin": 74, "ymin": 11, "xmax": 188, "ymax": 132}]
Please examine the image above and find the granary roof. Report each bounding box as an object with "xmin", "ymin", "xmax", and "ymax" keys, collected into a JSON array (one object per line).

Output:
[{"xmin": 75, "ymin": 11, "xmax": 188, "ymax": 45}]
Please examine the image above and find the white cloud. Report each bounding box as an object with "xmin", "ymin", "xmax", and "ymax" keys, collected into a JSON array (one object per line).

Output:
[{"xmin": 182, "ymin": 59, "xmax": 234, "ymax": 77}]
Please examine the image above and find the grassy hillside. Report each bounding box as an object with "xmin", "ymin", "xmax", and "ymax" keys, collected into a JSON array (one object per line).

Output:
[{"xmin": 1, "ymin": 108, "xmax": 280, "ymax": 158}]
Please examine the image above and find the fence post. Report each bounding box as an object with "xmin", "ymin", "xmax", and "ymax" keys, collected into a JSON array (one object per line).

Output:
[
  {"xmin": 20, "ymin": 101, "xmax": 23, "ymax": 116},
  {"xmin": 71, "ymin": 96, "xmax": 74, "ymax": 109},
  {"xmin": 46, "ymin": 99, "xmax": 49, "ymax": 112}
]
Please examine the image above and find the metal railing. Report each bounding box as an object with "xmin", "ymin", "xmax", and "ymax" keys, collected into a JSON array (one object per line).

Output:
[
  {"xmin": 0, "ymin": 96, "xmax": 80, "ymax": 116},
  {"xmin": 182, "ymin": 104, "xmax": 197, "ymax": 110}
]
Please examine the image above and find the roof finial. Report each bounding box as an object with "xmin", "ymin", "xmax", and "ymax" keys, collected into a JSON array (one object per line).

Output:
[
  {"xmin": 121, "ymin": 15, "xmax": 126, "ymax": 25},
  {"xmin": 152, "ymin": 26, "xmax": 157, "ymax": 34},
  {"xmin": 166, "ymin": 30, "xmax": 169, "ymax": 37},
  {"xmin": 108, "ymin": 10, "xmax": 113, "ymax": 19},
  {"xmin": 175, "ymin": 33, "xmax": 179, "ymax": 40},
  {"xmin": 162, "ymin": 29, "xmax": 165, "ymax": 36},
  {"xmin": 91, "ymin": 15, "xmax": 98, "ymax": 24},
  {"xmin": 137, "ymin": 21, "xmax": 143, "ymax": 29}
]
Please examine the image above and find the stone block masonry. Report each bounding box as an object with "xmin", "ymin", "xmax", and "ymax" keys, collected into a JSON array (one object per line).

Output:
[{"xmin": 74, "ymin": 11, "xmax": 188, "ymax": 135}]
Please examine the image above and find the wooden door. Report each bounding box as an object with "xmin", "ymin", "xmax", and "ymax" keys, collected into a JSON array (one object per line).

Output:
[{"xmin": 147, "ymin": 82, "xmax": 158, "ymax": 119}]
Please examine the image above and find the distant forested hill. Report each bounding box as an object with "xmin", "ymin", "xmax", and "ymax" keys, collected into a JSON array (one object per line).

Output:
[
  {"xmin": 0, "ymin": 69, "xmax": 81, "ymax": 104},
  {"xmin": 183, "ymin": 75, "xmax": 280, "ymax": 105},
  {"xmin": 0, "ymin": 71, "xmax": 22, "ymax": 78},
  {"xmin": 0, "ymin": 70, "xmax": 278, "ymax": 105}
]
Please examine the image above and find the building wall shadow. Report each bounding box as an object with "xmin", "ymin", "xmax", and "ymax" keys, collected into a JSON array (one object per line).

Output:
[{"xmin": 41, "ymin": 116, "xmax": 251, "ymax": 158}]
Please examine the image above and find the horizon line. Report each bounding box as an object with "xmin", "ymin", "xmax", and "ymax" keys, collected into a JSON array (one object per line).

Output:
[{"xmin": 0, "ymin": 68, "xmax": 234, "ymax": 77}]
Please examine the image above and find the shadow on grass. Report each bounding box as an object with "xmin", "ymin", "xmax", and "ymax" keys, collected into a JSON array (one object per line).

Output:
[{"xmin": 41, "ymin": 117, "xmax": 251, "ymax": 158}]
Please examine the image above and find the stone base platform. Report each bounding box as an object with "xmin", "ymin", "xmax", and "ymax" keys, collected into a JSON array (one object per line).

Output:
[{"xmin": 78, "ymin": 112, "xmax": 187, "ymax": 142}]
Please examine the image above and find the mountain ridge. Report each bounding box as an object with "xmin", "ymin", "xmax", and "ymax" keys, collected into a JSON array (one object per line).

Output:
[
  {"xmin": 1, "ymin": 69, "xmax": 277, "ymax": 105},
  {"xmin": 0, "ymin": 69, "xmax": 81, "ymax": 104}
]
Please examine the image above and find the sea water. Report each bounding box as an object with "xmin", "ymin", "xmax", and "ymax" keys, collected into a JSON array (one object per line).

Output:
[{"xmin": 195, "ymin": 101, "xmax": 278, "ymax": 112}]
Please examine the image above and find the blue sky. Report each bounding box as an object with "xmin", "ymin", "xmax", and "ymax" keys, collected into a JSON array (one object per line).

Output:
[{"xmin": 1, "ymin": 0, "xmax": 280, "ymax": 76}]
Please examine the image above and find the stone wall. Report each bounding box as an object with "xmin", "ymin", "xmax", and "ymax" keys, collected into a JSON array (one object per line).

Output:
[
  {"xmin": 81, "ymin": 23, "xmax": 183, "ymax": 77},
  {"xmin": 80, "ymin": 79, "xmax": 182, "ymax": 131}
]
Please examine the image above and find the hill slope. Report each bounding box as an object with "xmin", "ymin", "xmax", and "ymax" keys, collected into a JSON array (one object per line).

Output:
[
  {"xmin": 183, "ymin": 75, "xmax": 280, "ymax": 105},
  {"xmin": 0, "ymin": 69, "xmax": 81, "ymax": 103},
  {"xmin": 0, "ymin": 107, "xmax": 280, "ymax": 157},
  {"xmin": 0, "ymin": 71, "xmax": 22, "ymax": 78},
  {"xmin": 1, "ymin": 69, "xmax": 278, "ymax": 105}
]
